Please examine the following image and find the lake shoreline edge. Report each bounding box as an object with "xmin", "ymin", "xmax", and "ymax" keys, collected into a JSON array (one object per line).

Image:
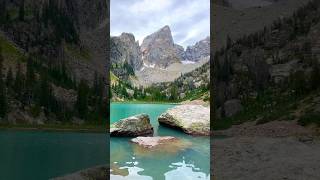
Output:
[{"xmin": 0, "ymin": 124, "xmax": 107, "ymax": 133}]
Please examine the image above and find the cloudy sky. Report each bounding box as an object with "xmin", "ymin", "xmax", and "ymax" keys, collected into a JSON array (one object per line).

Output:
[{"xmin": 110, "ymin": 0, "xmax": 210, "ymax": 48}]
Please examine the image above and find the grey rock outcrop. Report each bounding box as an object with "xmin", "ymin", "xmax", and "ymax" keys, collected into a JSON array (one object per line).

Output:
[
  {"xmin": 158, "ymin": 105, "xmax": 210, "ymax": 136},
  {"xmin": 174, "ymin": 44, "xmax": 185, "ymax": 60},
  {"xmin": 141, "ymin": 25, "xmax": 181, "ymax": 68},
  {"xmin": 183, "ymin": 36, "xmax": 210, "ymax": 62},
  {"xmin": 111, "ymin": 33, "xmax": 143, "ymax": 71},
  {"xmin": 223, "ymin": 99, "xmax": 243, "ymax": 117},
  {"xmin": 110, "ymin": 114, "xmax": 153, "ymax": 137}
]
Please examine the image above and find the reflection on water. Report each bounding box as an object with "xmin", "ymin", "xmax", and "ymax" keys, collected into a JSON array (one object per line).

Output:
[
  {"xmin": 165, "ymin": 159, "xmax": 210, "ymax": 180},
  {"xmin": 111, "ymin": 156, "xmax": 209, "ymax": 180},
  {"xmin": 110, "ymin": 103, "xmax": 210, "ymax": 179}
]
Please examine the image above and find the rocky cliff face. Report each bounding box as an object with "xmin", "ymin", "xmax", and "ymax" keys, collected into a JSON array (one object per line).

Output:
[
  {"xmin": 111, "ymin": 33, "xmax": 142, "ymax": 71},
  {"xmin": 174, "ymin": 44, "xmax": 185, "ymax": 60},
  {"xmin": 140, "ymin": 25, "xmax": 181, "ymax": 68},
  {"xmin": 214, "ymin": 0, "xmax": 320, "ymax": 119},
  {"xmin": 183, "ymin": 36, "xmax": 210, "ymax": 62},
  {"xmin": 0, "ymin": 0, "xmax": 108, "ymax": 125},
  {"xmin": 0, "ymin": 0, "xmax": 108, "ymax": 82}
]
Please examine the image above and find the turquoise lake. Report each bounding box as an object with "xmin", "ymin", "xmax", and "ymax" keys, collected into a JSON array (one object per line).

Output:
[
  {"xmin": 0, "ymin": 130, "xmax": 108, "ymax": 180},
  {"xmin": 110, "ymin": 103, "xmax": 210, "ymax": 180}
]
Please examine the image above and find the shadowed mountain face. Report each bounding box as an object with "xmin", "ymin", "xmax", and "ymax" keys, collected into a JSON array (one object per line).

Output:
[
  {"xmin": 0, "ymin": 0, "xmax": 108, "ymax": 125},
  {"xmin": 184, "ymin": 36, "xmax": 210, "ymax": 62},
  {"xmin": 213, "ymin": 0, "xmax": 311, "ymax": 49}
]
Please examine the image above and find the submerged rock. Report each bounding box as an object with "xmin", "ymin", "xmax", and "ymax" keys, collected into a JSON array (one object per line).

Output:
[
  {"xmin": 131, "ymin": 136, "xmax": 178, "ymax": 148},
  {"xmin": 110, "ymin": 114, "xmax": 153, "ymax": 137},
  {"xmin": 131, "ymin": 136, "xmax": 192, "ymax": 156},
  {"xmin": 158, "ymin": 105, "xmax": 210, "ymax": 136}
]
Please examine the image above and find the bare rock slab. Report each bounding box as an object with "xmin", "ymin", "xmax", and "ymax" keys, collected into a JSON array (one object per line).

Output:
[
  {"xmin": 158, "ymin": 105, "xmax": 210, "ymax": 136},
  {"xmin": 110, "ymin": 114, "xmax": 153, "ymax": 137},
  {"xmin": 131, "ymin": 136, "xmax": 178, "ymax": 148},
  {"xmin": 131, "ymin": 136, "xmax": 192, "ymax": 156}
]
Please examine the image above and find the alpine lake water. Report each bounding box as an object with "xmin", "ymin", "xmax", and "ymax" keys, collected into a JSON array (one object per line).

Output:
[
  {"xmin": 110, "ymin": 103, "xmax": 210, "ymax": 180},
  {"xmin": 0, "ymin": 130, "xmax": 108, "ymax": 180}
]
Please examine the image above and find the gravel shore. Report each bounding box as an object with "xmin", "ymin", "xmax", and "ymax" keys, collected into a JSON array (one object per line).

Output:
[{"xmin": 212, "ymin": 121, "xmax": 320, "ymax": 180}]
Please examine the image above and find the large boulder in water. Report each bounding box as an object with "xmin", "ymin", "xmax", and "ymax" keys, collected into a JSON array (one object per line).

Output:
[
  {"xmin": 158, "ymin": 105, "xmax": 210, "ymax": 136},
  {"xmin": 110, "ymin": 114, "xmax": 153, "ymax": 137}
]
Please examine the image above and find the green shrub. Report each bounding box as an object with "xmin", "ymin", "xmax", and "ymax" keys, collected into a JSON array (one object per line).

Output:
[{"xmin": 298, "ymin": 113, "xmax": 320, "ymax": 126}]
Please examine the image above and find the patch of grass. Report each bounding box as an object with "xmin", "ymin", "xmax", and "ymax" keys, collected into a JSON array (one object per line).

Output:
[
  {"xmin": 64, "ymin": 43, "xmax": 91, "ymax": 61},
  {"xmin": 183, "ymin": 88, "xmax": 208, "ymax": 101},
  {"xmin": 29, "ymin": 105, "xmax": 41, "ymax": 118},
  {"xmin": 298, "ymin": 113, "xmax": 320, "ymax": 127},
  {"xmin": 110, "ymin": 71, "xmax": 119, "ymax": 86},
  {"xmin": 214, "ymin": 89, "xmax": 305, "ymax": 130},
  {"xmin": 0, "ymin": 33, "xmax": 23, "ymax": 61}
]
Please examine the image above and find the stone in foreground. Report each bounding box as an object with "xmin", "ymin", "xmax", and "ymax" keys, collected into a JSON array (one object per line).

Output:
[
  {"xmin": 158, "ymin": 105, "xmax": 210, "ymax": 136},
  {"xmin": 110, "ymin": 114, "xmax": 153, "ymax": 137},
  {"xmin": 51, "ymin": 166, "xmax": 107, "ymax": 180},
  {"xmin": 131, "ymin": 136, "xmax": 191, "ymax": 156},
  {"xmin": 131, "ymin": 136, "xmax": 177, "ymax": 148}
]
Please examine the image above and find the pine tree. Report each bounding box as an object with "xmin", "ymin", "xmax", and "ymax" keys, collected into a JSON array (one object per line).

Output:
[
  {"xmin": 25, "ymin": 57, "xmax": 36, "ymax": 104},
  {"xmin": 93, "ymin": 71, "xmax": 99, "ymax": 96},
  {"xmin": 38, "ymin": 73, "xmax": 51, "ymax": 109},
  {"xmin": 6, "ymin": 67, "xmax": 13, "ymax": 88},
  {"xmin": 19, "ymin": 0, "xmax": 25, "ymax": 21},
  {"xmin": 0, "ymin": 45, "xmax": 7, "ymax": 118},
  {"xmin": 0, "ymin": 1, "xmax": 7, "ymax": 23},
  {"xmin": 14, "ymin": 62, "xmax": 24, "ymax": 99},
  {"xmin": 26, "ymin": 57, "xmax": 35, "ymax": 87},
  {"xmin": 226, "ymin": 35, "xmax": 232, "ymax": 50},
  {"xmin": 169, "ymin": 85, "xmax": 178, "ymax": 101},
  {"xmin": 76, "ymin": 79, "xmax": 89, "ymax": 119},
  {"xmin": 310, "ymin": 61, "xmax": 320, "ymax": 90}
]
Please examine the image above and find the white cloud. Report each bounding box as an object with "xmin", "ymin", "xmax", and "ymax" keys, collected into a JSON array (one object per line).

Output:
[
  {"xmin": 129, "ymin": 0, "xmax": 173, "ymax": 14},
  {"xmin": 111, "ymin": 0, "xmax": 210, "ymax": 48}
]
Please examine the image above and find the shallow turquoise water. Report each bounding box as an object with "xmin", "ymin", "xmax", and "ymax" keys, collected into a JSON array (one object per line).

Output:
[
  {"xmin": 0, "ymin": 130, "xmax": 108, "ymax": 180},
  {"xmin": 110, "ymin": 103, "xmax": 210, "ymax": 179}
]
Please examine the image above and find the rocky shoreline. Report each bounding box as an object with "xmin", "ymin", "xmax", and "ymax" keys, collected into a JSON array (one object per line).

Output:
[
  {"xmin": 213, "ymin": 120, "xmax": 320, "ymax": 180},
  {"xmin": 52, "ymin": 166, "xmax": 108, "ymax": 180}
]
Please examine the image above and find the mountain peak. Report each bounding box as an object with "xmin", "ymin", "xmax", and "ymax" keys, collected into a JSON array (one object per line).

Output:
[
  {"xmin": 140, "ymin": 25, "xmax": 180, "ymax": 68},
  {"xmin": 120, "ymin": 33, "xmax": 136, "ymax": 43},
  {"xmin": 160, "ymin": 25, "xmax": 171, "ymax": 31}
]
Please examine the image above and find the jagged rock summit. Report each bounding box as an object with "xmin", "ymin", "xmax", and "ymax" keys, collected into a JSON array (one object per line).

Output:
[
  {"xmin": 111, "ymin": 32, "xmax": 143, "ymax": 72},
  {"xmin": 141, "ymin": 25, "xmax": 181, "ymax": 68},
  {"xmin": 184, "ymin": 36, "xmax": 210, "ymax": 62}
]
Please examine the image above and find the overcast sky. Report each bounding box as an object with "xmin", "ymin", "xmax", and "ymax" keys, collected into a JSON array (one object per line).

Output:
[{"xmin": 110, "ymin": 0, "xmax": 210, "ymax": 48}]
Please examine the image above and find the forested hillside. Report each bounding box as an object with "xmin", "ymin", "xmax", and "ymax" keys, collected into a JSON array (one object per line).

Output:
[
  {"xmin": 0, "ymin": 0, "xmax": 108, "ymax": 127},
  {"xmin": 214, "ymin": 0, "xmax": 320, "ymax": 129}
]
